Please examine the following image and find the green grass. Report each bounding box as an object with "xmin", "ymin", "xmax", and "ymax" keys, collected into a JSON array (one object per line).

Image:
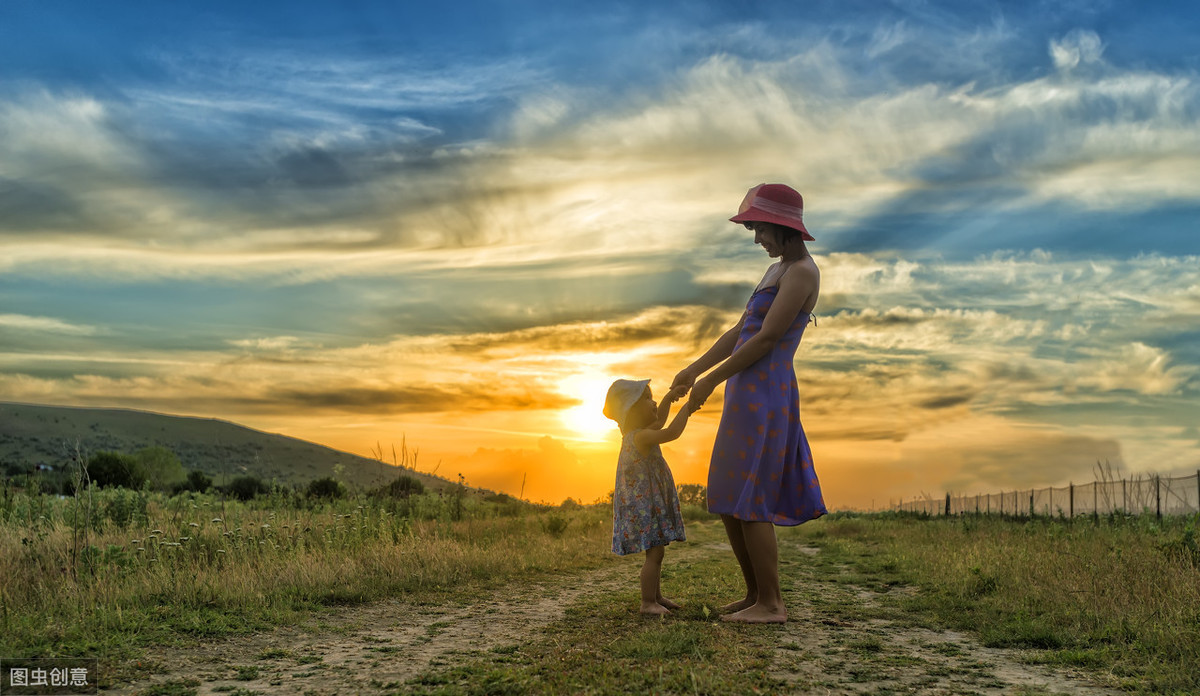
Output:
[
  {"xmin": 0, "ymin": 487, "xmax": 613, "ymax": 688},
  {"xmin": 786, "ymin": 512, "xmax": 1200, "ymax": 694},
  {"xmin": 402, "ymin": 521, "xmax": 789, "ymax": 696},
  {"xmin": 5, "ymin": 478, "xmax": 1197, "ymax": 694},
  {"xmin": 134, "ymin": 678, "xmax": 200, "ymax": 696}
]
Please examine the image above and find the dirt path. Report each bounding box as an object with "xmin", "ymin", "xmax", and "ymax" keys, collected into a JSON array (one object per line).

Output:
[
  {"xmin": 766, "ymin": 544, "xmax": 1121, "ymax": 695},
  {"xmin": 104, "ymin": 560, "xmax": 638, "ymax": 695},
  {"xmin": 108, "ymin": 542, "xmax": 1119, "ymax": 695}
]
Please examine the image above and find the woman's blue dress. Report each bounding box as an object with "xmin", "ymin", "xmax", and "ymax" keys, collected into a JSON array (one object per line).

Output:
[{"xmin": 706, "ymin": 286, "xmax": 827, "ymax": 525}]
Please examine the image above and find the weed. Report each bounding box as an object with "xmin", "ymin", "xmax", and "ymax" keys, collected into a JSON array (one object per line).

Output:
[{"xmin": 135, "ymin": 678, "xmax": 201, "ymax": 696}]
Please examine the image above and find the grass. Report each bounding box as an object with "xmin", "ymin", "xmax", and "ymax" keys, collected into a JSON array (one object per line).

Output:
[
  {"xmin": 402, "ymin": 520, "xmax": 789, "ymax": 696},
  {"xmin": 0, "ymin": 485, "xmax": 613, "ymax": 688},
  {"xmin": 786, "ymin": 511, "xmax": 1200, "ymax": 694},
  {"xmin": 396, "ymin": 512, "xmax": 1199, "ymax": 695},
  {"xmin": 4, "ymin": 476, "xmax": 1198, "ymax": 694}
]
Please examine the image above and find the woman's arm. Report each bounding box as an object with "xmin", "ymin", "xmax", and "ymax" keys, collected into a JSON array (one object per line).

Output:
[
  {"xmin": 688, "ymin": 263, "xmax": 817, "ymax": 409},
  {"xmin": 671, "ymin": 313, "xmax": 746, "ymax": 391}
]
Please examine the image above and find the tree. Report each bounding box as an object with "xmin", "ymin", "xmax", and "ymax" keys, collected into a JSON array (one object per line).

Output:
[
  {"xmin": 677, "ymin": 484, "xmax": 707, "ymax": 508},
  {"xmin": 135, "ymin": 446, "xmax": 186, "ymax": 491},
  {"xmin": 87, "ymin": 451, "xmax": 147, "ymax": 489},
  {"xmin": 381, "ymin": 474, "xmax": 424, "ymax": 498},
  {"xmin": 176, "ymin": 470, "xmax": 212, "ymax": 494},
  {"xmin": 306, "ymin": 476, "xmax": 344, "ymax": 499},
  {"xmin": 225, "ymin": 475, "xmax": 269, "ymax": 501}
]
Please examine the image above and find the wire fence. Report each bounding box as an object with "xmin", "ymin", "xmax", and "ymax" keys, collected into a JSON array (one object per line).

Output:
[{"xmin": 894, "ymin": 471, "xmax": 1200, "ymax": 519}]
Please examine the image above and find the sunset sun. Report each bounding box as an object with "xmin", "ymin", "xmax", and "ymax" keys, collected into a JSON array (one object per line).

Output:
[{"xmin": 559, "ymin": 373, "xmax": 618, "ymax": 441}]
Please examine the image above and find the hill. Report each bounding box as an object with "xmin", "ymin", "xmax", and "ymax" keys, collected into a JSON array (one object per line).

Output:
[{"xmin": 0, "ymin": 401, "xmax": 447, "ymax": 492}]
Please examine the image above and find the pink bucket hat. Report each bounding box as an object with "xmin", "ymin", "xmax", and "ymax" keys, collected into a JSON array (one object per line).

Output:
[{"xmin": 729, "ymin": 183, "xmax": 814, "ymax": 241}]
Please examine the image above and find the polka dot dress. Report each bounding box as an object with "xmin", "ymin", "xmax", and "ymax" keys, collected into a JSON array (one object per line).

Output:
[{"xmin": 707, "ymin": 286, "xmax": 827, "ymax": 525}]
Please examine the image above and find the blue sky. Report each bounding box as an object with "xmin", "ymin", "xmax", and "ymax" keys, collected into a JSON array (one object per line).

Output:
[{"xmin": 2, "ymin": 0, "xmax": 1198, "ymax": 506}]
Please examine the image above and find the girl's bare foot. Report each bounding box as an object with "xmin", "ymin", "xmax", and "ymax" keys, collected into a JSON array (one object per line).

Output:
[
  {"xmin": 720, "ymin": 603, "xmax": 786, "ymax": 624},
  {"xmin": 719, "ymin": 597, "xmax": 755, "ymax": 614},
  {"xmin": 640, "ymin": 601, "xmax": 671, "ymax": 616},
  {"xmin": 657, "ymin": 596, "xmax": 682, "ymax": 610}
]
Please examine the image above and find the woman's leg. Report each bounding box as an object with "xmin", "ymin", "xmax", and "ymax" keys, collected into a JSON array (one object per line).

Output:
[
  {"xmin": 720, "ymin": 514, "xmax": 757, "ymax": 613},
  {"xmin": 640, "ymin": 545, "xmax": 669, "ymax": 615},
  {"xmin": 723, "ymin": 521, "xmax": 786, "ymax": 623}
]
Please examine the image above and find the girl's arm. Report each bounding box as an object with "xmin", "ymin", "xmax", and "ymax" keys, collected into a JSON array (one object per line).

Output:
[
  {"xmin": 688, "ymin": 263, "xmax": 817, "ymax": 409},
  {"xmin": 649, "ymin": 385, "xmax": 688, "ymax": 430},
  {"xmin": 634, "ymin": 401, "xmax": 697, "ymax": 454}
]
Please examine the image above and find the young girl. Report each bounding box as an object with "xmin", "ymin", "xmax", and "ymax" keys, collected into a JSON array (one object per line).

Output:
[{"xmin": 602, "ymin": 378, "xmax": 698, "ymax": 616}]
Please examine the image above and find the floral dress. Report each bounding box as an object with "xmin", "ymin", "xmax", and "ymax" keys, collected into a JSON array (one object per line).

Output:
[
  {"xmin": 706, "ymin": 285, "xmax": 827, "ymax": 525},
  {"xmin": 612, "ymin": 431, "xmax": 687, "ymax": 556}
]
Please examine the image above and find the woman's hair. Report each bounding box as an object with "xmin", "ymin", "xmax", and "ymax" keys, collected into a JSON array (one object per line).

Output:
[
  {"xmin": 769, "ymin": 223, "xmax": 806, "ymax": 246},
  {"xmin": 747, "ymin": 221, "xmax": 806, "ymax": 246}
]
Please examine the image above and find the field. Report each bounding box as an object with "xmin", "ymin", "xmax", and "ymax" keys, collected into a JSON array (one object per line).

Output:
[{"xmin": 2, "ymin": 482, "xmax": 1198, "ymax": 695}]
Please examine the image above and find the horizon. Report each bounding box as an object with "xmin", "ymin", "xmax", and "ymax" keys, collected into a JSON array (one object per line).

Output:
[{"xmin": 3, "ymin": 1, "xmax": 1199, "ymax": 509}]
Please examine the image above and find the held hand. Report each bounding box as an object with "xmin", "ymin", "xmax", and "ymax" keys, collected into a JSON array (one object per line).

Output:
[
  {"xmin": 670, "ymin": 368, "xmax": 696, "ymax": 395},
  {"xmin": 687, "ymin": 377, "xmax": 715, "ymax": 412},
  {"xmin": 663, "ymin": 384, "xmax": 688, "ymax": 404}
]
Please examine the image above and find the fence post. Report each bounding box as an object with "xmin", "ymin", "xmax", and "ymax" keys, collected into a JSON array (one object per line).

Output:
[
  {"xmin": 1069, "ymin": 483, "xmax": 1074, "ymax": 519},
  {"xmin": 1122, "ymin": 478, "xmax": 1127, "ymax": 514},
  {"xmin": 1030, "ymin": 491, "xmax": 1035, "ymax": 518},
  {"xmin": 1094, "ymin": 482, "xmax": 1099, "ymax": 522},
  {"xmin": 945, "ymin": 492, "xmax": 951, "ymax": 516},
  {"xmin": 1196, "ymin": 470, "xmax": 1199, "ymax": 514},
  {"xmin": 1156, "ymin": 475, "xmax": 1162, "ymax": 520}
]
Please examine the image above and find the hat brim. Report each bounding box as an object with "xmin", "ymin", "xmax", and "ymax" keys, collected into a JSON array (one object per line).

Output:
[{"xmin": 730, "ymin": 210, "xmax": 815, "ymax": 241}]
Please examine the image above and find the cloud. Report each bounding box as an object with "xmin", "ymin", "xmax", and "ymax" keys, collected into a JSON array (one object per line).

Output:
[
  {"xmin": 4, "ymin": 11, "xmax": 1200, "ymax": 504},
  {"xmin": 274, "ymin": 384, "xmax": 575, "ymax": 415},
  {"xmin": 0, "ymin": 314, "xmax": 99, "ymax": 336},
  {"xmin": 1073, "ymin": 342, "xmax": 1196, "ymax": 396},
  {"xmin": 1050, "ymin": 29, "xmax": 1105, "ymax": 70},
  {"xmin": 5, "ymin": 21, "xmax": 1200, "ymax": 277},
  {"xmin": 449, "ymin": 435, "xmax": 606, "ymax": 503}
]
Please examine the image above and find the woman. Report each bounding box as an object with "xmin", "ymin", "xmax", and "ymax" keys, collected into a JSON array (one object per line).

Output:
[{"xmin": 672, "ymin": 183, "xmax": 827, "ymax": 624}]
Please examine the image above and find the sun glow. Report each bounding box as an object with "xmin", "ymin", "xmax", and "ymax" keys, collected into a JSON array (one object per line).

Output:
[{"xmin": 559, "ymin": 373, "xmax": 619, "ymax": 441}]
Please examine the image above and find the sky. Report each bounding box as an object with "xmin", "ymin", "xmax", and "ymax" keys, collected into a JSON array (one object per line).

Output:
[{"xmin": 2, "ymin": 0, "xmax": 1199, "ymax": 508}]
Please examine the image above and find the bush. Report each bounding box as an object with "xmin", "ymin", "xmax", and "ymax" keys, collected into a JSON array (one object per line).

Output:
[
  {"xmin": 176, "ymin": 470, "xmax": 213, "ymax": 494},
  {"xmin": 542, "ymin": 513, "xmax": 569, "ymax": 537},
  {"xmin": 380, "ymin": 474, "xmax": 425, "ymax": 498},
  {"xmin": 306, "ymin": 476, "xmax": 344, "ymax": 499},
  {"xmin": 87, "ymin": 451, "xmax": 147, "ymax": 490},
  {"xmin": 677, "ymin": 483, "xmax": 707, "ymax": 508},
  {"xmin": 225, "ymin": 475, "xmax": 269, "ymax": 501},
  {"xmin": 104, "ymin": 487, "xmax": 148, "ymax": 528},
  {"xmin": 134, "ymin": 446, "xmax": 186, "ymax": 491}
]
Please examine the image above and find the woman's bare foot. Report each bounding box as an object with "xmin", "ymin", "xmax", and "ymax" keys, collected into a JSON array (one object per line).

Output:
[
  {"xmin": 720, "ymin": 603, "xmax": 786, "ymax": 624},
  {"xmin": 719, "ymin": 597, "xmax": 755, "ymax": 614},
  {"xmin": 657, "ymin": 596, "xmax": 682, "ymax": 610},
  {"xmin": 640, "ymin": 601, "xmax": 671, "ymax": 616}
]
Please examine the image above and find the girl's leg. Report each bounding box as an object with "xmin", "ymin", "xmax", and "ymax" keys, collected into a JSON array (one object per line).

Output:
[
  {"xmin": 720, "ymin": 514, "xmax": 757, "ymax": 613},
  {"xmin": 655, "ymin": 546, "xmax": 681, "ymax": 609},
  {"xmin": 640, "ymin": 545, "xmax": 669, "ymax": 615},
  {"xmin": 723, "ymin": 521, "xmax": 786, "ymax": 623}
]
